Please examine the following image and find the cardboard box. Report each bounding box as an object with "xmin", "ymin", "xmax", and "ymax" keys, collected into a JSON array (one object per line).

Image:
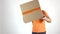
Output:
[{"xmin": 20, "ymin": 0, "xmax": 43, "ymax": 23}]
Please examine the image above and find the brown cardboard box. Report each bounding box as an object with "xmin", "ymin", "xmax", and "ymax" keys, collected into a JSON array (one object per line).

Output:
[{"xmin": 20, "ymin": 0, "xmax": 43, "ymax": 23}]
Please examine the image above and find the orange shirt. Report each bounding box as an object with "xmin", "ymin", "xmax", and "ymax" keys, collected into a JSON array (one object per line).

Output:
[{"xmin": 32, "ymin": 10, "xmax": 48, "ymax": 32}]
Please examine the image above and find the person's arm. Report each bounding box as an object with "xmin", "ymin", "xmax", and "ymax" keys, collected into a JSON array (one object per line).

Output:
[
  {"xmin": 42, "ymin": 15, "xmax": 51, "ymax": 23},
  {"xmin": 41, "ymin": 10, "xmax": 51, "ymax": 23}
]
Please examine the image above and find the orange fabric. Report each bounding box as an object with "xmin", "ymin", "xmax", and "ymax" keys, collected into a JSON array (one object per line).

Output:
[
  {"xmin": 22, "ymin": 7, "xmax": 40, "ymax": 15},
  {"xmin": 32, "ymin": 10, "xmax": 48, "ymax": 32}
]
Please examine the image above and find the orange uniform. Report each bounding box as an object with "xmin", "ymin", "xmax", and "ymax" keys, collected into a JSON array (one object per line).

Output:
[{"xmin": 32, "ymin": 10, "xmax": 48, "ymax": 32}]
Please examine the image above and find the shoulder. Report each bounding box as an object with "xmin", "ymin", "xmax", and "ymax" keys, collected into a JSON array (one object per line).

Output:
[
  {"xmin": 42, "ymin": 10, "xmax": 48, "ymax": 17},
  {"xmin": 42, "ymin": 10, "xmax": 47, "ymax": 14}
]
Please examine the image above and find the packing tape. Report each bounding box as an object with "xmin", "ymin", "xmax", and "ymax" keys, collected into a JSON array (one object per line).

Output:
[{"xmin": 22, "ymin": 7, "xmax": 40, "ymax": 15}]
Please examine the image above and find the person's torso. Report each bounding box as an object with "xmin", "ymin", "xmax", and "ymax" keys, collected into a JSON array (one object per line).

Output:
[
  {"xmin": 32, "ymin": 19, "xmax": 46, "ymax": 32},
  {"xmin": 32, "ymin": 11, "xmax": 48, "ymax": 32}
]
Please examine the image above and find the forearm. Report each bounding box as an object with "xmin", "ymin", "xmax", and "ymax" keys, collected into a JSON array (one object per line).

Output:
[{"xmin": 43, "ymin": 16, "xmax": 51, "ymax": 23}]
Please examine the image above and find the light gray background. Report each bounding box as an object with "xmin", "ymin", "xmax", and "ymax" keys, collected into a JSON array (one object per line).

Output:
[{"xmin": 0, "ymin": 0, "xmax": 60, "ymax": 34}]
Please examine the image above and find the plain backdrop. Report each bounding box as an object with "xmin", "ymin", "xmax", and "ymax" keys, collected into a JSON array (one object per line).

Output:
[{"xmin": 0, "ymin": 0, "xmax": 60, "ymax": 34}]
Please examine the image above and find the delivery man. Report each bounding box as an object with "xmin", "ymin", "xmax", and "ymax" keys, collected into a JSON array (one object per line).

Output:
[{"xmin": 32, "ymin": 10, "xmax": 51, "ymax": 34}]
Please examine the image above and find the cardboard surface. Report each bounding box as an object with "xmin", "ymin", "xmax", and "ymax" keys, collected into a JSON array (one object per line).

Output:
[{"xmin": 20, "ymin": 0, "xmax": 43, "ymax": 23}]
